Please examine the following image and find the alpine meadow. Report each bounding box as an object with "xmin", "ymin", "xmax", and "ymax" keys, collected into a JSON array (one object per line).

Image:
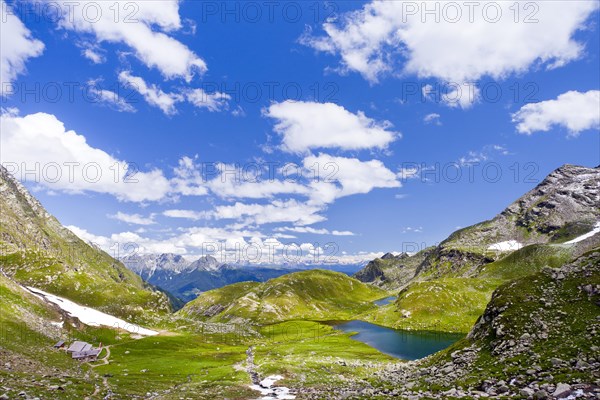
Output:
[{"xmin": 0, "ymin": 1, "xmax": 599, "ymax": 399}]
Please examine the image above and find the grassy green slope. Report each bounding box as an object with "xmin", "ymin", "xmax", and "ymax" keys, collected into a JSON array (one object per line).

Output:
[
  {"xmin": 362, "ymin": 278, "xmax": 501, "ymax": 333},
  {"xmin": 478, "ymin": 243, "xmax": 573, "ymax": 280},
  {"xmin": 91, "ymin": 320, "xmax": 395, "ymax": 399},
  {"xmin": 180, "ymin": 270, "xmax": 388, "ymax": 324},
  {"xmin": 414, "ymin": 249, "xmax": 600, "ymax": 394},
  {"xmin": 0, "ymin": 274, "xmax": 101, "ymax": 398},
  {"xmin": 364, "ymin": 244, "xmax": 577, "ymax": 334},
  {"xmin": 0, "ymin": 166, "xmax": 172, "ymax": 322}
]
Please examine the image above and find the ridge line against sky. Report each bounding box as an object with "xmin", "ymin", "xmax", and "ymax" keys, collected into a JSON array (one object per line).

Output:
[{"xmin": 1, "ymin": 0, "xmax": 599, "ymax": 264}]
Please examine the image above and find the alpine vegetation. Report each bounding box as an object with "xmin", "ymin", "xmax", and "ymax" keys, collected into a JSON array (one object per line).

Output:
[{"xmin": 1, "ymin": 1, "xmax": 599, "ymax": 399}]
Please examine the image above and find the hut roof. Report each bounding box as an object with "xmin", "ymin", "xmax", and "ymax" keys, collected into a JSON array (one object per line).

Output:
[
  {"xmin": 72, "ymin": 349, "xmax": 100, "ymax": 359},
  {"xmin": 67, "ymin": 341, "xmax": 91, "ymax": 353}
]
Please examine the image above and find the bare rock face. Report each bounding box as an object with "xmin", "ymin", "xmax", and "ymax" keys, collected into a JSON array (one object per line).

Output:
[
  {"xmin": 354, "ymin": 248, "xmax": 434, "ymax": 289},
  {"xmin": 504, "ymin": 164, "xmax": 600, "ymax": 236},
  {"xmin": 123, "ymin": 253, "xmax": 193, "ymax": 279}
]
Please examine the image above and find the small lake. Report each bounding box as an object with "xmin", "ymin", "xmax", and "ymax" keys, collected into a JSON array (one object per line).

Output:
[
  {"xmin": 332, "ymin": 320, "xmax": 464, "ymax": 360},
  {"xmin": 374, "ymin": 296, "xmax": 397, "ymax": 306}
]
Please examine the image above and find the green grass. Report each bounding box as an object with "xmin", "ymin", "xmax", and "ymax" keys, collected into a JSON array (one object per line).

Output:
[
  {"xmin": 478, "ymin": 244, "xmax": 573, "ymax": 280},
  {"xmin": 362, "ymin": 244, "xmax": 576, "ymax": 334},
  {"xmin": 89, "ymin": 320, "xmax": 395, "ymax": 398},
  {"xmin": 254, "ymin": 320, "xmax": 395, "ymax": 388},
  {"xmin": 94, "ymin": 333, "xmax": 254, "ymax": 399},
  {"xmin": 419, "ymin": 250, "xmax": 600, "ymax": 391},
  {"xmin": 0, "ymin": 245, "xmax": 171, "ymax": 325},
  {"xmin": 361, "ymin": 278, "xmax": 501, "ymax": 333},
  {"xmin": 180, "ymin": 270, "xmax": 388, "ymax": 324},
  {"xmin": 0, "ymin": 274, "xmax": 101, "ymax": 399},
  {"xmin": 0, "ymin": 172, "xmax": 174, "ymax": 322}
]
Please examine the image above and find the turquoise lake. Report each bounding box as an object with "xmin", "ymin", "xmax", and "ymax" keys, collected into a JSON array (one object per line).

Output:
[{"xmin": 333, "ymin": 320, "xmax": 464, "ymax": 360}]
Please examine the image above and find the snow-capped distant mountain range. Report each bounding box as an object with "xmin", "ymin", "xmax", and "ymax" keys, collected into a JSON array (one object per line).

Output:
[
  {"xmin": 121, "ymin": 253, "xmax": 363, "ymax": 303},
  {"xmin": 123, "ymin": 253, "xmax": 220, "ymax": 278}
]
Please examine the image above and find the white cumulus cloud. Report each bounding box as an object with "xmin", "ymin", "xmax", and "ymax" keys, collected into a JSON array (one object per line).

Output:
[
  {"xmin": 55, "ymin": 0, "xmax": 206, "ymax": 80},
  {"xmin": 265, "ymin": 101, "xmax": 398, "ymax": 153},
  {"xmin": 109, "ymin": 212, "xmax": 156, "ymax": 225},
  {"xmin": 0, "ymin": 0, "xmax": 44, "ymax": 94},
  {"xmin": 512, "ymin": 90, "xmax": 600, "ymax": 136},
  {"xmin": 303, "ymin": 153, "xmax": 401, "ymax": 203},
  {"xmin": 118, "ymin": 71, "xmax": 182, "ymax": 115},
  {"xmin": 0, "ymin": 110, "xmax": 171, "ymax": 202},
  {"xmin": 87, "ymin": 81, "xmax": 136, "ymax": 113},
  {"xmin": 302, "ymin": 1, "xmax": 598, "ymax": 84}
]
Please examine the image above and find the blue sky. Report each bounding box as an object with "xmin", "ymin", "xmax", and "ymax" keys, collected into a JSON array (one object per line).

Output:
[{"xmin": 1, "ymin": 0, "xmax": 599, "ymax": 265}]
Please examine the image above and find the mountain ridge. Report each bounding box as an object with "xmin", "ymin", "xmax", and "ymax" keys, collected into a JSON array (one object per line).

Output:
[
  {"xmin": 355, "ymin": 164, "xmax": 600, "ymax": 285},
  {"xmin": 0, "ymin": 165, "xmax": 173, "ymax": 321}
]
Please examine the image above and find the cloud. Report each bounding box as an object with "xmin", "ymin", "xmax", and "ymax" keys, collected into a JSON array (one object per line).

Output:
[
  {"xmin": 458, "ymin": 144, "xmax": 511, "ymax": 166},
  {"xmin": 214, "ymin": 200, "xmax": 327, "ymax": 226},
  {"xmin": 265, "ymin": 101, "xmax": 398, "ymax": 153},
  {"xmin": 109, "ymin": 211, "xmax": 155, "ymax": 225},
  {"xmin": 401, "ymin": 226, "xmax": 423, "ymax": 234},
  {"xmin": 0, "ymin": 110, "xmax": 171, "ymax": 202},
  {"xmin": 118, "ymin": 72, "xmax": 232, "ymax": 115},
  {"xmin": 163, "ymin": 209, "xmax": 207, "ymax": 221},
  {"xmin": 302, "ymin": 1, "xmax": 598, "ymax": 83},
  {"xmin": 87, "ymin": 81, "xmax": 136, "ymax": 112},
  {"xmin": 56, "ymin": 1, "xmax": 206, "ymax": 80},
  {"xmin": 397, "ymin": 166, "xmax": 420, "ymax": 180},
  {"xmin": 170, "ymin": 199, "xmax": 328, "ymax": 227},
  {"xmin": 67, "ymin": 224, "xmax": 377, "ymax": 265},
  {"xmin": 205, "ymin": 163, "xmax": 310, "ymax": 200},
  {"xmin": 118, "ymin": 71, "xmax": 182, "ymax": 115},
  {"xmin": 423, "ymin": 113, "xmax": 441, "ymax": 125},
  {"xmin": 167, "ymin": 157, "xmax": 309, "ymax": 200},
  {"xmin": 163, "ymin": 154, "xmax": 403, "ymax": 229},
  {"xmin": 459, "ymin": 151, "xmax": 489, "ymax": 166},
  {"xmin": 303, "ymin": 154, "xmax": 401, "ymax": 203},
  {"xmin": 274, "ymin": 226, "xmax": 355, "ymax": 236},
  {"xmin": 185, "ymin": 89, "xmax": 231, "ymax": 112},
  {"xmin": 0, "ymin": 0, "xmax": 44, "ymax": 94},
  {"xmin": 80, "ymin": 43, "xmax": 106, "ymax": 64},
  {"xmin": 512, "ymin": 90, "xmax": 600, "ymax": 136},
  {"xmin": 492, "ymin": 145, "xmax": 510, "ymax": 156},
  {"xmin": 441, "ymin": 83, "xmax": 480, "ymax": 109},
  {"xmin": 169, "ymin": 156, "xmax": 209, "ymax": 196}
]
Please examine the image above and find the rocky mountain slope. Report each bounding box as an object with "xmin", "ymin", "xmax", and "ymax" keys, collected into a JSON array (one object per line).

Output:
[
  {"xmin": 356, "ymin": 165, "xmax": 599, "ymax": 287},
  {"xmin": 354, "ymin": 248, "xmax": 434, "ymax": 289},
  {"xmin": 356, "ymin": 164, "xmax": 600, "ymax": 334},
  {"xmin": 0, "ymin": 166, "xmax": 172, "ymax": 322},
  {"xmin": 406, "ymin": 248, "xmax": 600, "ymax": 398},
  {"xmin": 179, "ymin": 269, "xmax": 387, "ymax": 324},
  {"xmin": 417, "ymin": 164, "xmax": 599, "ymax": 278}
]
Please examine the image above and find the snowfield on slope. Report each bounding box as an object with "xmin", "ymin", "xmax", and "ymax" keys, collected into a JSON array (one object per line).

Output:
[
  {"xmin": 564, "ymin": 222, "xmax": 600, "ymax": 244},
  {"xmin": 26, "ymin": 287, "xmax": 159, "ymax": 336},
  {"xmin": 250, "ymin": 375, "xmax": 295, "ymax": 399},
  {"xmin": 487, "ymin": 240, "xmax": 523, "ymax": 252}
]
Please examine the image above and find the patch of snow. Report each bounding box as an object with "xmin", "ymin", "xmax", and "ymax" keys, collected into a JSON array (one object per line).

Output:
[
  {"xmin": 487, "ymin": 240, "xmax": 523, "ymax": 252},
  {"xmin": 26, "ymin": 287, "xmax": 158, "ymax": 336},
  {"xmin": 564, "ymin": 222, "xmax": 600, "ymax": 244},
  {"xmin": 250, "ymin": 375, "xmax": 295, "ymax": 399},
  {"xmin": 50, "ymin": 320, "xmax": 64, "ymax": 328}
]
